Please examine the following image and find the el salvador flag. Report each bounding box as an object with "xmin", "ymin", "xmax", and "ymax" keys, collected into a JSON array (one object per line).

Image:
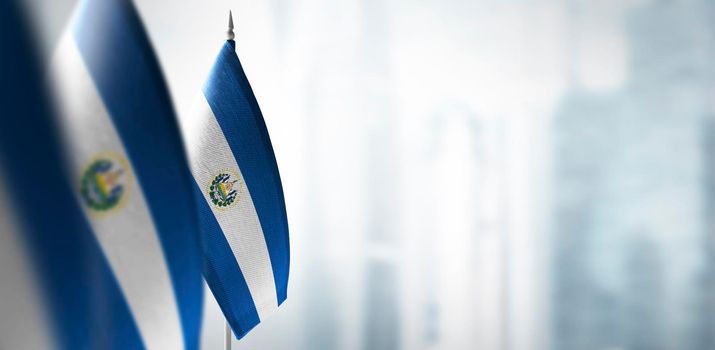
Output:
[
  {"xmin": 183, "ymin": 14, "xmax": 290, "ymax": 340},
  {"xmin": 48, "ymin": 0, "xmax": 203, "ymax": 349},
  {"xmin": 0, "ymin": 3, "xmax": 143, "ymax": 342}
]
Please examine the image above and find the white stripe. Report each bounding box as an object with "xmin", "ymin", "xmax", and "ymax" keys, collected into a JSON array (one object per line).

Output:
[
  {"xmin": 183, "ymin": 94, "xmax": 278, "ymax": 320},
  {"xmin": 50, "ymin": 34, "xmax": 184, "ymax": 350}
]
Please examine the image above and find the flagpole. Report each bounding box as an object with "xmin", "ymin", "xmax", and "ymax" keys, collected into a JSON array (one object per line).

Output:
[
  {"xmin": 223, "ymin": 12, "xmax": 235, "ymax": 350},
  {"xmin": 227, "ymin": 10, "xmax": 235, "ymax": 41},
  {"xmin": 224, "ymin": 320, "xmax": 232, "ymax": 350}
]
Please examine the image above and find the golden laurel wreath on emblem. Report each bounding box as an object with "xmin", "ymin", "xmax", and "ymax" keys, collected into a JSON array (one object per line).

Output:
[
  {"xmin": 208, "ymin": 170, "xmax": 241, "ymax": 209},
  {"xmin": 79, "ymin": 152, "xmax": 132, "ymax": 215}
]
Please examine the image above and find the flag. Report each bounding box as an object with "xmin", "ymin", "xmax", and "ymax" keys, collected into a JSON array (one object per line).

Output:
[
  {"xmin": 0, "ymin": 1, "xmax": 148, "ymax": 349},
  {"xmin": 183, "ymin": 25, "xmax": 290, "ymax": 339},
  {"xmin": 48, "ymin": 0, "xmax": 203, "ymax": 349}
]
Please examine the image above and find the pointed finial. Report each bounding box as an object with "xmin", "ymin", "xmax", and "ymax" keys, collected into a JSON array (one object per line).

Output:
[{"xmin": 227, "ymin": 11, "xmax": 235, "ymax": 40}]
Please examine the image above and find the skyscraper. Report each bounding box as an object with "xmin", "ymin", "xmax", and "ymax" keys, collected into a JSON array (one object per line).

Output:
[{"xmin": 551, "ymin": 0, "xmax": 715, "ymax": 349}]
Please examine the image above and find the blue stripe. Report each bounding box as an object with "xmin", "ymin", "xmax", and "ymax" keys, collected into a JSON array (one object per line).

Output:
[
  {"xmin": 193, "ymin": 183, "xmax": 261, "ymax": 339},
  {"xmin": 0, "ymin": 2, "xmax": 144, "ymax": 349},
  {"xmin": 72, "ymin": 0, "xmax": 203, "ymax": 347},
  {"xmin": 203, "ymin": 41, "xmax": 290, "ymax": 304}
]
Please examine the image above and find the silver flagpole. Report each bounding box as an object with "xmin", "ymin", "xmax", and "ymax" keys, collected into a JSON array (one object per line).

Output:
[
  {"xmin": 227, "ymin": 10, "xmax": 235, "ymax": 41},
  {"xmin": 224, "ymin": 12, "xmax": 235, "ymax": 350},
  {"xmin": 224, "ymin": 320, "xmax": 232, "ymax": 350}
]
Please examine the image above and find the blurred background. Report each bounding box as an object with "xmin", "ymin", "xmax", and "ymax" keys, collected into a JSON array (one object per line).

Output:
[{"xmin": 19, "ymin": 0, "xmax": 715, "ymax": 349}]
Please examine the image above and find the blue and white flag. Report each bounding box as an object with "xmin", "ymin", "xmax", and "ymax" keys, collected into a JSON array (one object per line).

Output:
[
  {"xmin": 183, "ymin": 33, "xmax": 290, "ymax": 339},
  {"xmin": 48, "ymin": 0, "xmax": 203, "ymax": 349}
]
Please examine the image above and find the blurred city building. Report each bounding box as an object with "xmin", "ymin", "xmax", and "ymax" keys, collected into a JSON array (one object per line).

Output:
[{"xmin": 551, "ymin": 1, "xmax": 715, "ymax": 349}]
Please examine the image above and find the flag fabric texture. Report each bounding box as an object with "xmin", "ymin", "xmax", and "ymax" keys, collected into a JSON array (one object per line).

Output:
[
  {"xmin": 184, "ymin": 39, "xmax": 290, "ymax": 339},
  {"xmin": 48, "ymin": 0, "xmax": 203, "ymax": 349}
]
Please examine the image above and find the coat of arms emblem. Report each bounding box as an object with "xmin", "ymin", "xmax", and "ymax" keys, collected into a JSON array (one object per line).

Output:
[
  {"xmin": 80, "ymin": 153, "xmax": 131, "ymax": 213},
  {"xmin": 209, "ymin": 171, "xmax": 241, "ymax": 208}
]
